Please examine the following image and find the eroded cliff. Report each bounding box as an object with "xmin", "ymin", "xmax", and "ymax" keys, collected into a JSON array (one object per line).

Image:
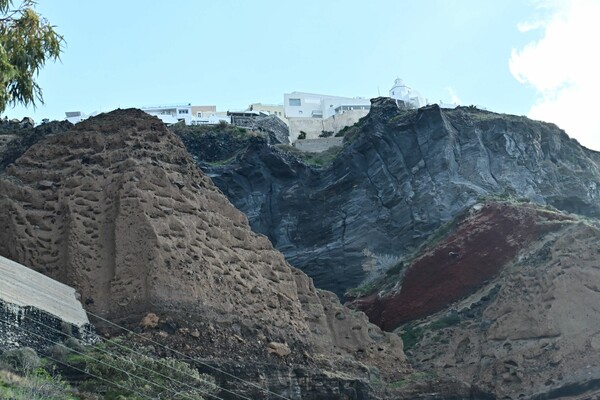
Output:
[
  {"xmin": 0, "ymin": 109, "xmax": 419, "ymax": 399},
  {"xmin": 351, "ymin": 200, "xmax": 600, "ymax": 399},
  {"xmin": 195, "ymin": 98, "xmax": 600, "ymax": 297}
]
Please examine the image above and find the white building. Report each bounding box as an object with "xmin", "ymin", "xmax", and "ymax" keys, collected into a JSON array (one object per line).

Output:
[
  {"xmin": 283, "ymin": 92, "xmax": 371, "ymax": 141},
  {"xmin": 141, "ymin": 104, "xmax": 230, "ymax": 125},
  {"xmin": 389, "ymin": 78, "xmax": 426, "ymax": 109},
  {"xmin": 141, "ymin": 104, "xmax": 195, "ymax": 125},
  {"xmin": 284, "ymin": 92, "xmax": 371, "ymax": 119},
  {"xmin": 65, "ymin": 111, "xmax": 99, "ymax": 124}
]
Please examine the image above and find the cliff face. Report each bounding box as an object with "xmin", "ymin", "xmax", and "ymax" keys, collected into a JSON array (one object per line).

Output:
[
  {"xmin": 0, "ymin": 119, "xmax": 72, "ymax": 171},
  {"xmin": 0, "ymin": 109, "xmax": 415, "ymax": 399},
  {"xmin": 196, "ymin": 98, "xmax": 600, "ymax": 297},
  {"xmin": 349, "ymin": 201, "xmax": 600, "ymax": 399}
]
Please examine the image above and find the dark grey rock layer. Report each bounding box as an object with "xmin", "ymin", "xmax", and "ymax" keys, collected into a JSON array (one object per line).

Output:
[{"xmin": 195, "ymin": 98, "xmax": 600, "ymax": 297}]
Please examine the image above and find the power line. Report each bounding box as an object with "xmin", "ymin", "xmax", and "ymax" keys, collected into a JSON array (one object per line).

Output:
[
  {"xmin": 41, "ymin": 352, "xmax": 154, "ymax": 400},
  {"xmin": 17, "ymin": 312, "xmax": 247, "ymax": 400},
  {"xmin": 1, "ymin": 299, "xmax": 293, "ymax": 399},
  {"xmin": 16, "ymin": 314, "xmax": 229, "ymax": 400},
  {"xmin": 87, "ymin": 310, "xmax": 293, "ymax": 400},
  {"xmin": 0, "ymin": 316, "xmax": 223, "ymax": 400}
]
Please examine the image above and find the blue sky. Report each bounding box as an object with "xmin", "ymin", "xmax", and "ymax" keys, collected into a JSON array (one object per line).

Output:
[{"xmin": 5, "ymin": 1, "xmax": 599, "ymax": 149}]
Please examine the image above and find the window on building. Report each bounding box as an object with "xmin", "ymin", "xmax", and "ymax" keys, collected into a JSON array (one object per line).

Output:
[
  {"xmin": 197, "ymin": 112, "xmax": 203, "ymax": 117},
  {"xmin": 178, "ymin": 109, "xmax": 189, "ymax": 114},
  {"xmin": 289, "ymin": 98, "xmax": 301, "ymax": 106}
]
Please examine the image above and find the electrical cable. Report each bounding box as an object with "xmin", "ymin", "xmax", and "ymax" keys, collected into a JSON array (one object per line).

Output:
[
  {"xmin": 86, "ymin": 310, "xmax": 293, "ymax": 400},
  {"xmin": 0, "ymin": 316, "xmax": 225, "ymax": 400},
  {"xmin": 17, "ymin": 312, "xmax": 250, "ymax": 400}
]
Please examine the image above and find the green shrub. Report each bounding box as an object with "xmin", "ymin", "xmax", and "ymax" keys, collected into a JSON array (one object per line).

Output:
[
  {"xmin": 0, "ymin": 368, "xmax": 77, "ymax": 400},
  {"xmin": 75, "ymin": 340, "xmax": 216, "ymax": 400},
  {"xmin": 0, "ymin": 347, "xmax": 40, "ymax": 373},
  {"xmin": 400, "ymin": 325, "xmax": 424, "ymax": 351}
]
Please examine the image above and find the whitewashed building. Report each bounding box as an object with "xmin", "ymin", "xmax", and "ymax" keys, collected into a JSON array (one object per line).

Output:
[
  {"xmin": 389, "ymin": 78, "xmax": 426, "ymax": 109},
  {"xmin": 65, "ymin": 111, "xmax": 99, "ymax": 124},
  {"xmin": 141, "ymin": 104, "xmax": 230, "ymax": 125},
  {"xmin": 284, "ymin": 92, "xmax": 370, "ymax": 119},
  {"xmin": 283, "ymin": 92, "xmax": 371, "ymax": 141},
  {"xmin": 141, "ymin": 104, "xmax": 194, "ymax": 125}
]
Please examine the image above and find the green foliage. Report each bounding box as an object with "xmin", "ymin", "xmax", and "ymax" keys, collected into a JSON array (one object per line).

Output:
[
  {"xmin": 0, "ymin": 0, "xmax": 64, "ymax": 112},
  {"xmin": 429, "ymin": 312, "xmax": 460, "ymax": 330},
  {"xmin": 274, "ymin": 144, "xmax": 343, "ymax": 168},
  {"xmin": 0, "ymin": 368, "xmax": 77, "ymax": 399},
  {"xmin": 0, "ymin": 347, "xmax": 40, "ymax": 373},
  {"xmin": 345, "ymin": 279, "xmax": 379, "ymax": 299},
  {"xmin": 69, "ymin": 339, "xmax": 217, "ymax": 400},
  {"xmin": 401, "ymin": 312, "xmax": 461, "ymax": 351},
  {"xmin": 400, "ymin": 325, "xmax": 424, "ymax": 351},
  {"xmin": 298, "ymin": 130, "xmax": 307, "ymax": 140}
]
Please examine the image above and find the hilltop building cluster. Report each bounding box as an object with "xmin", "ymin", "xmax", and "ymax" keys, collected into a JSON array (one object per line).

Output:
[{"xmin": 63, "ymin": 78, "xmax": 459, "ymax": 148}]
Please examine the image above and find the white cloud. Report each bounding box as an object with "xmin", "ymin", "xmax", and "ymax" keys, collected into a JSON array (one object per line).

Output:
[{"xmin": 509, "ymin": 0, "xmax": 600, "ymax": 151}]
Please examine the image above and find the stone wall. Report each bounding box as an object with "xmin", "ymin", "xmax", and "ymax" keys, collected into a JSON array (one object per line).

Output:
[
  {"xmin": 288, "ymin": 110, "xmax": 368, "ymax": 141},
  {"xmin": 0, "ymin": 300, "xmax": 95, "ymax": 352},
  {"xmin": 293, "ymin": 137, "xmax": 344, "ymax": 153}
]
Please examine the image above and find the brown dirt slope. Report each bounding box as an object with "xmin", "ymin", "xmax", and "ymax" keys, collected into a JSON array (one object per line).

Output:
[
  {"xmin": 350, "ymin": 202, "xmax": 571, "ymax": 331},
  {"xmin": 351, "ymin": 200, "xmax": 600, "ymax": 399},
  {"xmin": 406, "ymin": 216, "xmax": 600, "ymax": 399},
  {"xmin": 0, "ymin": 109, "xmax": 408, "ymax": 392}
]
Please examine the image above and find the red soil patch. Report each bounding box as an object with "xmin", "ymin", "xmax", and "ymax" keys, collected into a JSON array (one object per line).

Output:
[{"xmin": 354, "ymin": 203, "xmax": 569, "ymax": 331}]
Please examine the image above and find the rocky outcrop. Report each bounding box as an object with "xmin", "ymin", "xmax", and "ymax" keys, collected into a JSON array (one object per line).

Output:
[
  {"xmin": 0, "ymin": 119, "xmax": 72, "ymax": 171},
  {"xmin": 351, "ymin": 201, "xmax": 600, "ymax": 399},
  {"xmin": 0, "ymin": 109, "xmax": 415, "ymax": 398},
  {"xmin": 195, "ymin": 98, "xmax": 600, "ymax": 297},
  {"xmin": 231, "ymin": 113, "xmax": 290, "ymax": 144},
  {"xmin": 348, "ymin": 202, "xmax": 573, "ymax": 331}
]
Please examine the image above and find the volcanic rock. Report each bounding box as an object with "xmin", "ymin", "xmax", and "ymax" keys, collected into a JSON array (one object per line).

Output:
[
  {"xmin": 0, "ymin": 119, "xmax": 72, "ymax": 171},
  {"xmin": 193, "ymin": 98, "xmax": 600, "ymax": 297},
  {"xmin": 0, "ymin": 109, "xmax": 414, "ymax": 398},
  {"xmin": 352, "ymin": 200, "xmax": 600, "ymax": 399}
]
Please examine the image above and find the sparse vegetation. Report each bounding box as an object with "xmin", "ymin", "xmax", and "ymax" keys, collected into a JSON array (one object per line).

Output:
[
  {"xmin": 274, "ymin": 144, "xmax": 343, "ymax": 168},
  {"xmin": 389, "ymin": 371, "xmax": 436, "ymax": 388},
  {"xmin": 68, "ymin": 339, "xmax": 216, "ymax": 400},
  {"xmin": 172, "ymin": 122, "xmax": 264, "ymax": 165},
  {"xmin": 1, "ymin": 339, "xmax": 217, "ymax": 400},
  {"xmin": 0, "ymin": 368, "xmax": 77, "ymax": 400},
  {"xmin": 400, "ymin": 312, "xmax": 461, "ymax": 351},
  {"xmin": 0, "ymin": 348, "xmax": 76, "ymax": 400}
]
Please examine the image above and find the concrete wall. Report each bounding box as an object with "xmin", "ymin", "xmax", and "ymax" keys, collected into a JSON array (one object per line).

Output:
[
  {"xmin": 293, "ymin": 137, "xmax": 344, "ymax": 153},
  {"xmin": 288, "ymin": 109, "xmax": 369, "ymax": 141}
]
